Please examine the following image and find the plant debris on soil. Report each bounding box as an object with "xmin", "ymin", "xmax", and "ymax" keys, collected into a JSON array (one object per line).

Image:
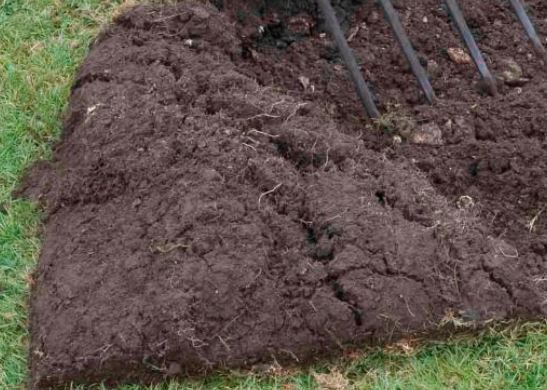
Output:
[{"xmin": 20, "ymin": 0, "xmax": 547, "ymax": 388}]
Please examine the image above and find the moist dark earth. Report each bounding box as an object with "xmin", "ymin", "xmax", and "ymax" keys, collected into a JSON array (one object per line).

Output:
[{"xmin": 20, "ymin": 0, "xmax": 547, "ymax": 388}]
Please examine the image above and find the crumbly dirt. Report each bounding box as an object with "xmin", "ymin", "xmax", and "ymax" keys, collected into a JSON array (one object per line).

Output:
[{"xmin": 21, "ymin": 0, "xmax": 547, "ymax": 388}]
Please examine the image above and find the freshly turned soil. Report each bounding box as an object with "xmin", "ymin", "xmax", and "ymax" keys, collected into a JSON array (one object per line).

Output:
[{"xmin": 21, "ymin": 0, "xmax": 547, "ymax": 388}]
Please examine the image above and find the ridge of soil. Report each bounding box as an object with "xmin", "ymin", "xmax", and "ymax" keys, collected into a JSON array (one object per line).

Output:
[{"xmin": 21, "ymin": 0, "xmax": 547, "ymax": 388}]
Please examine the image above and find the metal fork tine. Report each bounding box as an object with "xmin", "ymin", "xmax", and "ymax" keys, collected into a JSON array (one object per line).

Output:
[
  {"xmin": 317, "ymin": 0, "xmax": 380, "ymax": 118},
  {"xmin": 508, "ymin": 0, "xmax": 546, "ymax": 56},
  {"xmin": 444, "ymin": 0, "xmax": 498, "ymax": 96},
  {"xmin": 378, "ymin": 0, "xmax": 436, "ymax": 104}
]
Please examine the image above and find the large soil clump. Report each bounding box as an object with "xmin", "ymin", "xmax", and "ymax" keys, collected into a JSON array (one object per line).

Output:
[{"xmin": 22, "ymin": 0, "xmax": 547, "ymax": 388}]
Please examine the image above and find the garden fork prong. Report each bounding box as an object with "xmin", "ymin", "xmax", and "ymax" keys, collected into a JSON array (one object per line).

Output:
[
  {"xmin": 444, "ymin": 0, "xmax": 498, "ymax": 96},
  {"xmin": 317, "ymin": 0, "xmax": 380, "ymax": 118},
  {"xmin": 378, "ymin": 0, "xmax": 436, "ymax": 104},
  {"xmin": 508, "ymin": 0, "xmax": 546, "ymax": 57}
]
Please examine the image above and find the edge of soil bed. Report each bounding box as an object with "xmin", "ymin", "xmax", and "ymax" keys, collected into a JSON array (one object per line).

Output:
[{"xmin": 29, "ymin": 320, "xmax": 539, "ymax": 389}]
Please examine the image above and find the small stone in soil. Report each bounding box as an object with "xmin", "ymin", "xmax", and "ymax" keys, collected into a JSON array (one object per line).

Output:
[{"xmin": 410, "ymin": 123, "xmax": 444, "ymax": 145}]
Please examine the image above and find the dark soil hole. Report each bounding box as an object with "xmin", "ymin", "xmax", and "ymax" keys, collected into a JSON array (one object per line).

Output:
[
  {"xmin": 313, "ymin": 244, "xmax": 334, "ymax": 262},
  {"xmin": 331, "ymin": 281, "xmax": 363, "ymax": 326},
  {"xmin": 305, "ymin": 226, "xmax": 318, "ymax": 244},
  {"xmin": 375, "ymin": 190, "xmax": 386, "ymax": 205}
]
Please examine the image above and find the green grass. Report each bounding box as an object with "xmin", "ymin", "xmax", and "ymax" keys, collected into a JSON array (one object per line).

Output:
[
  {"xmin": 1, "ymin": 1, "xmax": 127, "ymax": 388},
  {"xmin": 0, "ymin": 1, "xmax": 546, "ymax": 389}
]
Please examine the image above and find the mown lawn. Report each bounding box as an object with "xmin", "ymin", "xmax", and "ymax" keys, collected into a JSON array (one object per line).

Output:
[{"xmin": 1, "ymin": 1, "xmax": 546, "ymax": 389}]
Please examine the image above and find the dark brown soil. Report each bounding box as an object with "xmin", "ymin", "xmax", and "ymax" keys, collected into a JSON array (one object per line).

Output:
[{"xmin": 21, "ymin": 0, "xmax": 547, "ymax": 388}]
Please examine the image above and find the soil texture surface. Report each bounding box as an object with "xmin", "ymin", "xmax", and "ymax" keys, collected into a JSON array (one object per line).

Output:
[{"xmin": 21, "ymin": 0, "xmax": 547, "ymax": 388}]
